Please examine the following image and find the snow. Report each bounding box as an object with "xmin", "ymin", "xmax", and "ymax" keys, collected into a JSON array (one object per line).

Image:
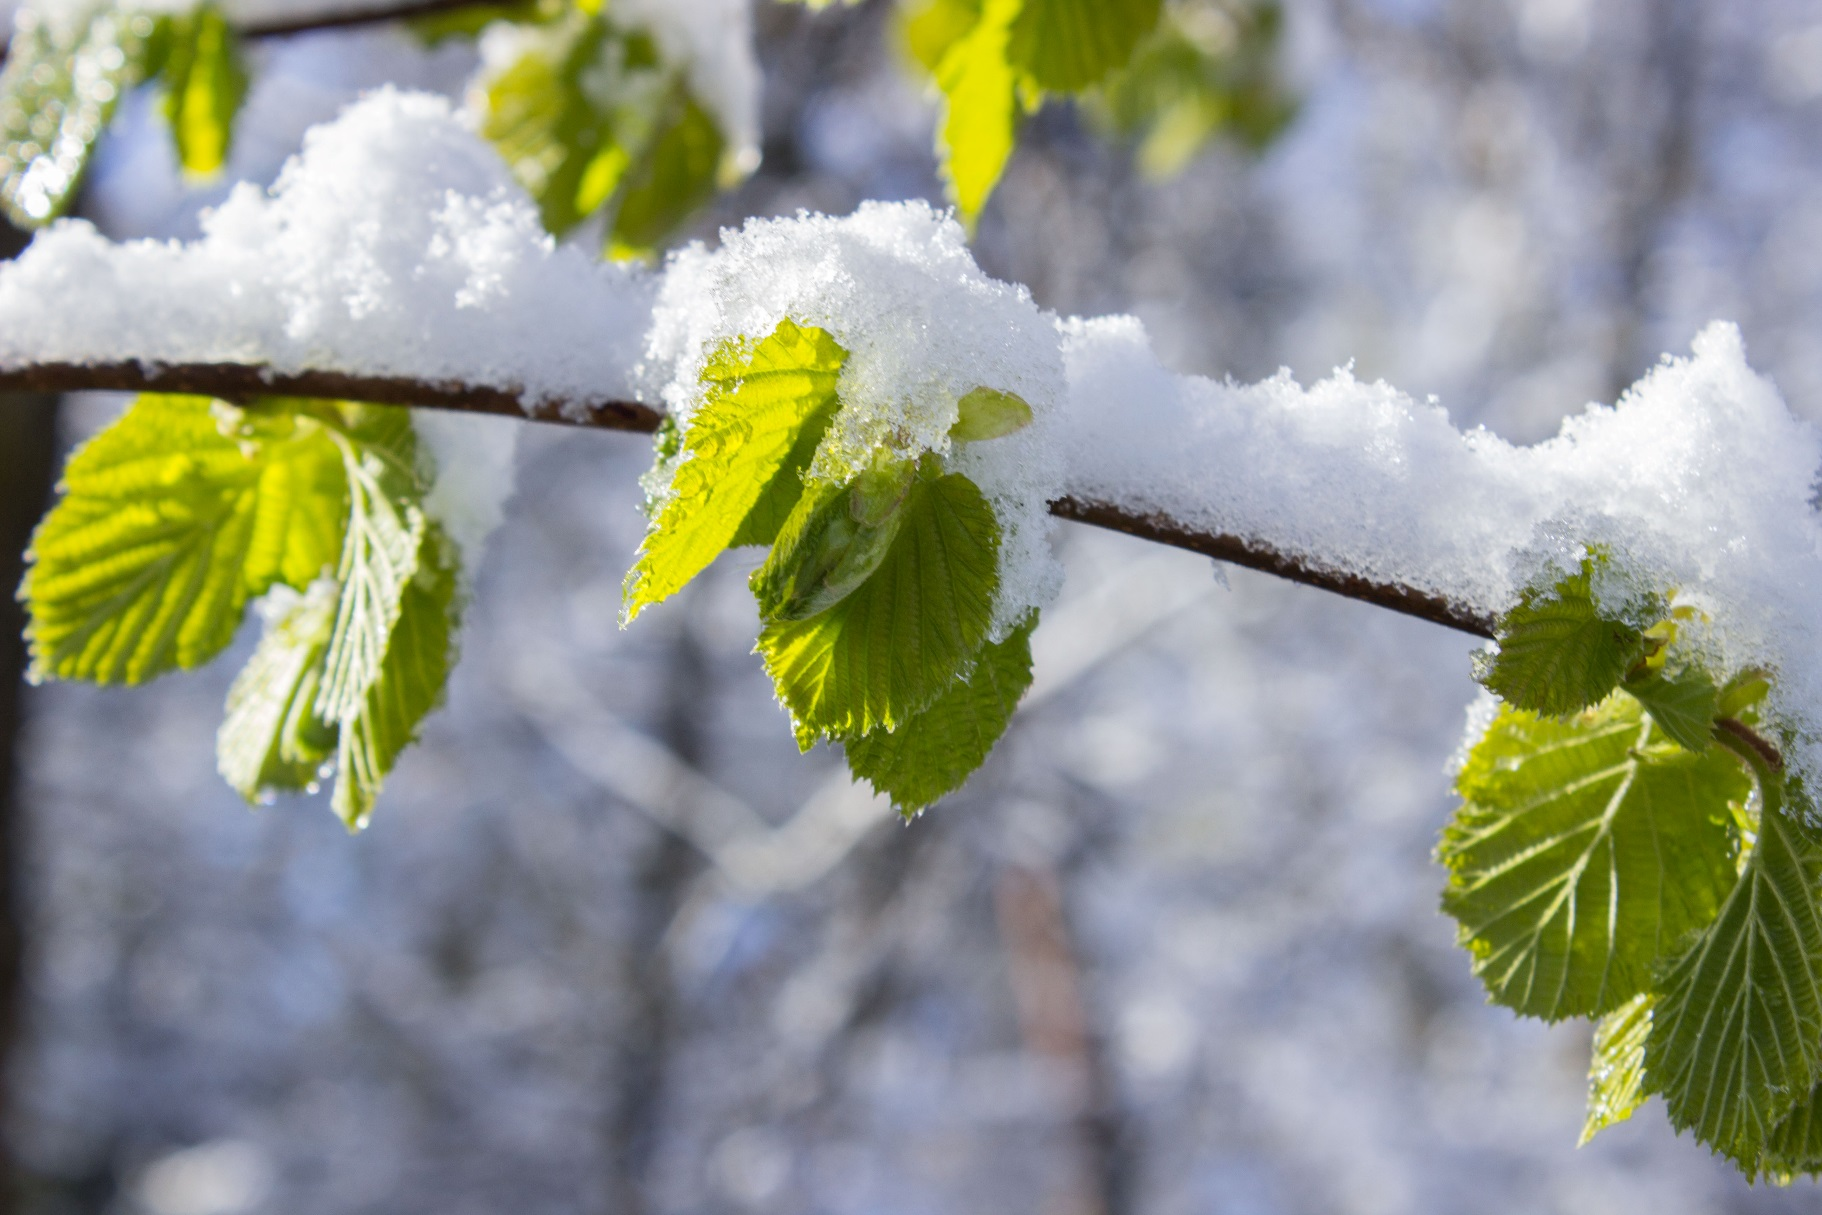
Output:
[
  {"xmin": 0, "ymin": 89, "xmax": 653, "ymax": 414},
  {"xmin": 1061, "ymin": 317, "xmax": 1822, "ymax": 794},
  {"xmin": 415, "ymin": 409, "xmax": 520, "ymax": 574},
  {"xmin": 6, "ymin": 88, "xmax": 1822, "ymax": 791}
]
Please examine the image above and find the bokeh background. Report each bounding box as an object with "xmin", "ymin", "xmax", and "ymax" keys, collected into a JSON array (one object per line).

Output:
[{"xmin": 6, "ymin": 0, "xmax": 1822, "ymax": 1211}]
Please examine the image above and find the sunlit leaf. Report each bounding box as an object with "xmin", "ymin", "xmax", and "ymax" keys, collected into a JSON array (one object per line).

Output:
[
  {"xmin": 1581, "ymin": 993, "xmax": 1653, "ymax": 1145},
  {"xmin": 1440, "ymin": 696, "xmax": 1746, "ymax": 1019},
  {"xmin": 158, "ymin": 4, "xmax": 247, "ymax": 178}
]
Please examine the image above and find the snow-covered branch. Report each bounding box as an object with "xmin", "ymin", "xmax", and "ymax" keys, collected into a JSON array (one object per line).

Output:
[{"xmin": 8, "ymin": 91, "xmax": 1822, "ymax": 784}]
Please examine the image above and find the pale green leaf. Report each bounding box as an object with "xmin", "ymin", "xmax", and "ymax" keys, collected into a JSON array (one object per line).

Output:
[
  {"xmin": 1645, "ymin": 760, "xmax": 1822, "ymax": 1167},
  {"xmin": 950, "ymin": 386, "xmax": 1033, "ymax": 442},
  {"xmin": 899, "ymin": 0, "xmax": 982, "ymax": 74},
  {"xmin": 217, "ymin": 578, "xmax": 339, "ymax": 801},
  {"xmin": 333, "ymin": 526, "xmax": 459, "ymax": 829},
  {"xmin": 1440, "ymin": 696, "xmax": 1746, "ymax": 1020},
  {"xmin": 758, "ymin": 464, "xmax": 1000, "ymax": 738},
  {"xmin": 1581, "ymin": 993, "xmax": 1653, "ymax": 1145},
  {"xmin": 24, "ymin": 394, "xmax": 346, "ymax": 685},
  {"xmin": 624, "ymin": 319, "xmax": 846, "ymax": 619},
  {"xmin": 0, "ymin": 5, "xmax": 165, "ymax": 226},
  {"xmin": 1006, "ymin": 0, "xmax": 1160, "ymax": 91},
  {"xmin": 934, "ymin": 0, "xmax": 1022, "ymax": 229},
  {"xmin": 1625, "ymin": 664, "xmax": 1720, "ymax": 754},
  {"xmin": 844, "ymin": 612, "xmax": 1034, "ymax": 815},
  {"xmin": 159, "ymin": 4, "xmax": 246, "ymax": 179},
  {"xmin": 1482, "ymin": 559, "xmax": 1647, "ymax": 717},
  {"xmin": 750, "ymin": 455, "xmax": 916, "ymax": 622},
  {"xmin": 607, "ymin": 92, "xmax": 725, "ymax": 257},
  {"xmin": 316, "ymin": 409, "xmax": 427, "ymax": 725}
]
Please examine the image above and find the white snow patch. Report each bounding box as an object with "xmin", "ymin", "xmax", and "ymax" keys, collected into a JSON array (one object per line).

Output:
[
  {"xmin": 645, "ymin": 201, "xmax": 1069, "ymax": 636},
  {"xmin": 1061, "ymin": 318, "xmax": 1822, "ymax": 798},
  {"xmin": 0, "ymin": 89, "xmax": 654, "ymax": 414},
  {"xmin": 415, "ymin": 409, "xmax": 520, "ymax": 575}
]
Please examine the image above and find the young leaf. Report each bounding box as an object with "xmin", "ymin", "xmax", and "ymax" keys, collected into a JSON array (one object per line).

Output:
[
  {"xmin": 480, "ymin": 13, "xmax": 644, "ymax": 235},
  {"xmin": 625, "ymin": 320, "xmax": 846, "ymax": 619},
  {"xmin": 1005, "ymin": 0, "xmax": 1160, "ymax": 91},
  {"xmin": 750, "ymin": 455, "xmax": 916, "ymax": 622},
  {"xmin": 24, "ymin": 394, "xmax": 346, "ymax": 685},
  {"xmin": 1440, "ymin": 696, "xmax": 1746, "ymax": 1020},
  {"xmin": 0, "ymin": 5, "xmax": 165, "ymax": 226},
  {"xmin": 844, "ymin": 613, "xmax": 1035, "ymax": 815},
  {"xmin": 934, "ymin": 0, "xmax": 1022, "ymax": 229},
  {"xmin": 1481, "ymin": 558, "xmax": 1646, "ymax": 717},
  {"xmin": 217, "ymin": 578, "xmax": 340, "ymax": 801},
  {"xmin": 1581, "ymin": 993, "xmax": 1653, "ymax": 1145},
  {"xmin": 332, "ymin": 526, "xmax": 459, "ymax": 829},
  {"xmin": 1624, "ymin": 663, "xmax": 1720, "ymax": 753},
  {"xmin": 158, "ymin": 5, "xmax": 247, "ymax": 178},
  {"xmin": 316, "ymin": 409, "xmax": 428, "ymax": 725},
  {"xmin": 758, "ymin": 463, "xmax": 1000, "ymax": 738},
  {"xmin": 900, "ymin": 0, "xmax": 983, "ymax": 73},
  {"xmin": 949, "ymin": 386, "xmax": 1033, "ymax": 442},
  {"xmin": 1645, "ymin": 755, "xmax": 1822, "ymax": 1167},
  {"xmin": 607, "ymin": 92, "xmax": 725, "ymax": 258}
]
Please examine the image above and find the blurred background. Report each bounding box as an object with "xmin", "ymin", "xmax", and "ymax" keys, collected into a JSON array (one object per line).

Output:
[{"xmin": 5, "ymin": 0, "xmax": 1822, "ymax": 1211}]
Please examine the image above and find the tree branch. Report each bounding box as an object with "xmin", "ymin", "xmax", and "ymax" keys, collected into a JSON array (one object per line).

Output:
[
  {"xmin": 0, "ymin": 359, "xmax": 1498, "ymax": 639},
  {"xmin": 238, "ymin": 0, "xmax": 513, "ymax": 39}
]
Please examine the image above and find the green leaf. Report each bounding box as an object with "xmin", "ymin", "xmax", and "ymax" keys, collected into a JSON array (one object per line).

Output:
[
  {"xmin": 217, "ymin": 578, "xmax": 340, "ymax": 801},
  {"xmin": 607, "ymin": 92, "xmax": 725, "ymax": 258},
  {"xmin": 480, "ymin": 12, "xmax": 648, "ymax": 235},
  {"xmin": 158, "ymin": 4, "xmax": 246, "ymax": 179},
  {"xmin": 1624, "ymin": 663, "xmax": 1720, "ymax": 754},
  {"xmin": 332, "ymin": 525, "xmax": 459, "ymax": 829},
  {"xmin": 1581, "ymin": 993, "xmax": 1653, "ymax": 1145},
  {"xmin": 1645, "ymin": 755, "xmax": 1822, "ymax": 1167},
  {"xmin": 316, "ymin": 408, "xmax": 428, "ymax": 726},
  {"xmin": 899, "ymin": 0, "xmax": 982, "ymax": 73},
  {"xmin": 0, "ymin": 6, "xmax": 166, "ymax": 226},
  {"xmin": 624, "ymin": 319, "xmax": 846, "ymax": 619},
  {"xmin": 950, "ymin": 386, "xmax": 1033, "ymax": 442},
  {"xmin": 24, "ymin": 394, "xmax": 346, "ymax": 685},
  {"xmin": 750, "ymin": 455, "xmax": 917, "ymax": 622},
  {"xmin": 934, "ymin": 0, "xmax": 1023, "ymax": 230},
  {"xmin": 1088, "ymin": 0, "xmax": 1296, "ymax": 179},
  {"xmin": 1482, "ymin": 558, "xmax": 1648, "ymax": 717},
  {"xmin": 1765, "ymin": 1078, "xmax": 1822, "ymax": 1178},
  {"xmin": 758, "ymin": 463, "xmax": 1001, "ymax": 738},
  {"xmin": 844, "ymin": 612, "xmax": 1035, "ymax": 815},
  {"xmin": 1006, "ymin": 0, "xmax": 1160, "ymax": 91},
  {"xmin": 1440, "ymin": 696, "xmax": 1747, "ymax": 1020}
]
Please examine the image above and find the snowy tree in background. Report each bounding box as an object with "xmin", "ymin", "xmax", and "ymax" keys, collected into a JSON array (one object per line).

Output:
[{"xmin": 0, "ymin": 0, "xmax": 1821, "ymax": 1211}]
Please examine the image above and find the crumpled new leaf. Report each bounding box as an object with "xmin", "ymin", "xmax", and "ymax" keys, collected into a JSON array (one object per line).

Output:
[
  {"xmin": 624, "ymin": 319, "xmax": 846, "ymax": 619},
  {"xmin": 1481, "ymin": 557, "xmax": 1648, "ymax": 717}
]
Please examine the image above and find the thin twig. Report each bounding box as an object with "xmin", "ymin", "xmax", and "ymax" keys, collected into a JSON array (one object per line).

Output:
[
  {"xmin": 238, "ymin": 0, "xmax": 513, "ymax": 39},
  {"xmin": 0, "ymin": 359, "xmax": 1498, "ymax": 638}
]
